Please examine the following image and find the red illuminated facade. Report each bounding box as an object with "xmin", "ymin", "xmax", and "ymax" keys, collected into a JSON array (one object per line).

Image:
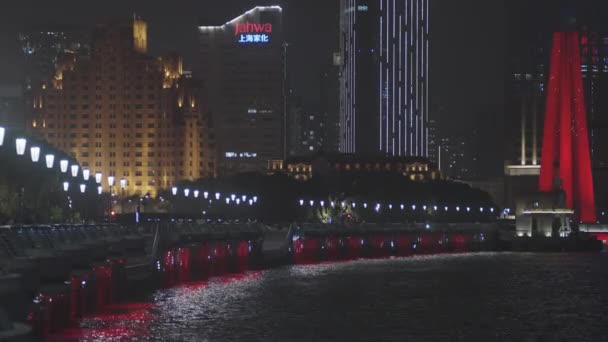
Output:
[{"xmin": 539, "ymin": 31, "xmax": 596, "ymax": 223}]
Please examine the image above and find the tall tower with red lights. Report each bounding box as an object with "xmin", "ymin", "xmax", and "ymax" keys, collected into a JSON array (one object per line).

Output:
[{"xmin": 539, "ymin": 31, "xmax": 596, "ymax": 223}]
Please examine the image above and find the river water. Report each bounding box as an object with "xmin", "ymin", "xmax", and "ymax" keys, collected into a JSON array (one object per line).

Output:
[{"xmin": 67, "ymin": 252, "xmax": 608, "ymax": 341}]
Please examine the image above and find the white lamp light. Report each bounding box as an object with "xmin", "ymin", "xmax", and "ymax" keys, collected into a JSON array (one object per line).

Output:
[
  {"xmin": 63, "ymin": 182, "xmax": 69, "ymax": 192},
  {"xmin": 60, "ymin": 159, "xmax": 69, "ymax": 173},
  {"xmin": 108, "ymin": 176, "xmax": 115, "ymax": 187},
  {"xmin": 119, "ymin": 178, "xmax": 126, "ymax": 188},
  {"xmin": 30, "ymin": 146, "xmax": 40, "ymax": 162},
  {"xmin": 45, "ymin": 154, "xmax": 54, "ymax": 169},
  {"xmin": 184, "ymin": 188, "xmax": 190, "ymax": 197},
  {"xmin": 97, "ymin": 186, "xmax": 103, "ymax": 195},
  {"xmin": 172, "ymin": 187, "xmax": 178, "ymax": 195},
  {"xmin": 95, "ymin": 172, "xmax": 102, "ymax": 184},
  {"xmin": 82, "ymin": 168, "xmax": 90, "ymax": 181},
  {"xmin": 15, "ymin": 138, "xmax": 26, "ymax": 155},
  {"xmin": 194, "ymin": 190, "xmax": 199, "ymax": 198},
  {"xmin": 71, "ymin": 164, "xmax": 79, "ymax": 177},
  {"xmin": 0, "ymin": 127, "xmax": 4, "ymax": 146},
  {"xmin": 203, "ymin": 191, "xmax": 209, "ymax": 199},
  {"xmin": 80, "ymin": 184, "xmax": 86, "ymax": 193}
]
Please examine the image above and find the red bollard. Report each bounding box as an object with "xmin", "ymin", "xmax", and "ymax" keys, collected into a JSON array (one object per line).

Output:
[
  {"xmin": 397, "ymin": 234, "xmax": 413, "ymax": 257},
  {"xmin": 324, "ymin": 237, "xmax": 339, "ymax": 261},
  {"xmin": 234, "ymin": 241, "xmax": 250, "ymax": 273}
]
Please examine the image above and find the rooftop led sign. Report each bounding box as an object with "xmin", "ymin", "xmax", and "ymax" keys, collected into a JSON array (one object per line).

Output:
[{"xmin": 235, "ymin": 22, "xmax": 272, "ymax": 44}]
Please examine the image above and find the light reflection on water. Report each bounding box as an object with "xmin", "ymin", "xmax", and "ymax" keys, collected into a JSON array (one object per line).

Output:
[{"xmin": 75, "ymin": 253, "xmax": 608, "ymax": 341}]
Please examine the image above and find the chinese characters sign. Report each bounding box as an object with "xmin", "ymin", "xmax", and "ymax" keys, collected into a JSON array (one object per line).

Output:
[{"xmin": 235, "ymin": 22, "xmax": 272, "ymax": 44}]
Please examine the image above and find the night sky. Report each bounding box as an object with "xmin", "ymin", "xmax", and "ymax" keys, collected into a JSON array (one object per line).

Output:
[
  {"xmin": 1, "ymin": 0, "xmax": 605, "ymax": 177},
  {"xmin": 0, "ymin": 0, "xmax": 505, "ymax": 119}
]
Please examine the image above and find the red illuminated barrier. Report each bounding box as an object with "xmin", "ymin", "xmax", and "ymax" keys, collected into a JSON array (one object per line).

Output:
[
  {"xmin": 448, "ymin": 234, "xmax": 473, "ymax": 253},
  {"xmin": 368, "ymin": 235, "xmax": 387, "ymax": 259},
  {"xmin": 396, "ymin": 234, "xmax": 414, "ymax": 257},
  {"xmin": 292, "ymin": 237, "xmax": 320, "ymax": 264},
  {"xmin": 415, "ymin": 233, "xmax": 448, "ymax": 255},
  {"xmin": 322, "ymin": 237, "xmax": 340, "ymax": 261},
  {"xmin": 234, "ymin": 241, "xmax": 250, "ymax": 273},
  {"xmin": 197, "ymin": 243, "xmax": 210, "ymax": 280},
  {"xmin": 177, "ymin": 247, "xmax": 192, "ymax": 283},
  {"xmin": 209, "ymin": 242, "xmax": 229, "ymax": 276}
]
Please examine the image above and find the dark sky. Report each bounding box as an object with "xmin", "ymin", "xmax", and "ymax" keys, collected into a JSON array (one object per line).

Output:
[
  {"xmin": 5, "ymin": 0, "xmax": 604, "ymax": 177},
  {"xmin": 0, "ymin": 0, "xmax": 504, "ymax": 114}
]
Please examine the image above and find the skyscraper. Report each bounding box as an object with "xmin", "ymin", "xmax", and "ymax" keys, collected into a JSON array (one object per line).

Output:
[
  {"xmin": 580, "ymin": 27, "xmax": 608, "ymax": 169},
  {"xmin": 339, "ymin": 0, "xmax": 429, "ymax": 156},
  {"xmin": 28, "ymin": 17, "xmax": 216, "ymax": 197},
  {"xmin": 197, "ymin": 6, "xmax": 284, "ymax": 175}
]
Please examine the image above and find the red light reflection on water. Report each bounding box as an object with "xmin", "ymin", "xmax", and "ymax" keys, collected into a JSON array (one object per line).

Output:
[
  {"xmin": 49, "ymin": 272, "xmax": 262, "ymax": 341},
  {"xmin": 49, "ymin": 303, "xmax": 155, "ymax": 341}
]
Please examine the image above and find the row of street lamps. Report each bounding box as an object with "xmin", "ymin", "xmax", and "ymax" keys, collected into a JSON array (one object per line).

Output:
[
  {"xmin": 298, "ymin": 199, "xmax": 496, "ymax": 214},
  {"xmin": 170, "ymin": 186, "xmax": 259, "ymax": 206},
  {"xmin": 0, "ymin": 125, "xmax": 133, "ymax": 196}
]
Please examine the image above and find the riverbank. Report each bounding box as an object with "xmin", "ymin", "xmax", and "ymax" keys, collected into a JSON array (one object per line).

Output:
[{"xmin": 0, "ymin": 223, "xmax": 604, "ymax": 340}]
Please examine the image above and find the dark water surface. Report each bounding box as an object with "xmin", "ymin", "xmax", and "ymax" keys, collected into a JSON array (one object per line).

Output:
[{"xmin": 72, "ymin": 252, "xmax": 608, "ymax": 341}]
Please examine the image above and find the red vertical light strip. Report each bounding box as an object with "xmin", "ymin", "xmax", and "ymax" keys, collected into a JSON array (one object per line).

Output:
[
  {"xmin": 569, "ymin": 32, "xmax": 596, "ymax": 223},
  {"xmin": 539, "ymin": 32, "xmax": 596, "ymax": 223},
  {"xmin": 539, "ymin": 33, "xmax": 562, "ymax": 192},
  {"xmin": 559, "ymin": 36, "xmax": 573, "ymax": 209}
]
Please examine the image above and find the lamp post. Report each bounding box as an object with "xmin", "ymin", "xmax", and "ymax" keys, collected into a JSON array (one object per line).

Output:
[
  {"xmin": 80, "ymin": 184, "xmax": 86, "ymax": 223},
  {"xmin": 120, "ymin": 178, "xmax": 126, "ymax": 214},
  {"xmin": 108, "ymin": 176, "xmax": 115, "ymax": 216}
]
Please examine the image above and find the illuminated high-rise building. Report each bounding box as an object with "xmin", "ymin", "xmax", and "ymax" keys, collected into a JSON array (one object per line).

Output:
[
  {"xmin": 28, "ymin": 17, "xmax": 217, "ymax": 198},
  {"xmin": 339, "ymin": 0, "xmax": 430, "ymax": 156},
  {"xmin": 197, "ymin": 6, "xmax": 285, "ymax": 175}
]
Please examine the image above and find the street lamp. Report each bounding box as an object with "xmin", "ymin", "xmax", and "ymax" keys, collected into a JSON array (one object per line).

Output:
[
  {"xmin": 63, "ymin": 182, "xmax": 69, "ymax": 192},
  {"xmin": 108, "ymin": 176, "xmax": 115, "ymax": 216},
  {"xmin": 194, "ymin": 190, "xmax": 199, "ymax": 198},
  {"xmin": 97, "ymin": 186, "xmax": 103, "ymax": 195},
  {"xmin": 82, "ymin": 168, "xmax": 90, "ymax": 181},
  {"xmin": 203, "ymin": 191, "xmax": 209, "ymax": 199},
  {"xmin": 0, "ymin": 126, "xmax": 4, "ymax": 146},
  {"xmin": 120, "ymin": 178, "xmax": 126, "ymax": 213},
  {"xmin": 253, "ymin": 196, "xmax": 258, "ymax": 203},
  {"xmin": 95, "ymin": 172, "xmax": 102, "ymax": 184},
  {"xmin": 60, "ymin": 159, "xmax": 69, "ymax": 173},
  {"xmin": 45, "ymin": 154, "xmax": 54, "ymax": 169},
  {"xmin": 171, "ymin": 186, "xmax": 178, "ymax": 196},
  {"xmin": 184, "ymin": 188, "xmax": 190, "ymax": 197},
  {"xmin": 15, "ymin": 138, "xmax": 26, "ymax": 155},
  {"xmin": 71, "ymin": 164, "xmax": 79, "ymax": 177},
  {"xmin": 30, "ymin": 146, "xmax": 40, "ymax": 162},
  {"xmin": 215, "ymin": 192, "xmax": 220, "ymax": 200},
  {"xmin": 80, "ymin": 184, "xmax": 86, "ymax": 193}
]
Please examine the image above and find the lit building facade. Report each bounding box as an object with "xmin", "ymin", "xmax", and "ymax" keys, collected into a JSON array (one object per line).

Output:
[
  {"xmin": 197, "ymin": 6, "xmax": 284, "ymax": 175},
  {"xmin": 28, "ymin": 18, "xmax": 216, "ymax": 197},
  {"xmin": 580, "ymin": 28, "xmax": 608, "ymax": 170},
  {"xmin": 339, "ymin": 0, "xmax": 430, "ymax": 156},
  {"xmin": 268, "ymin": 154, "xmax": 441, "ymax": 182}
]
